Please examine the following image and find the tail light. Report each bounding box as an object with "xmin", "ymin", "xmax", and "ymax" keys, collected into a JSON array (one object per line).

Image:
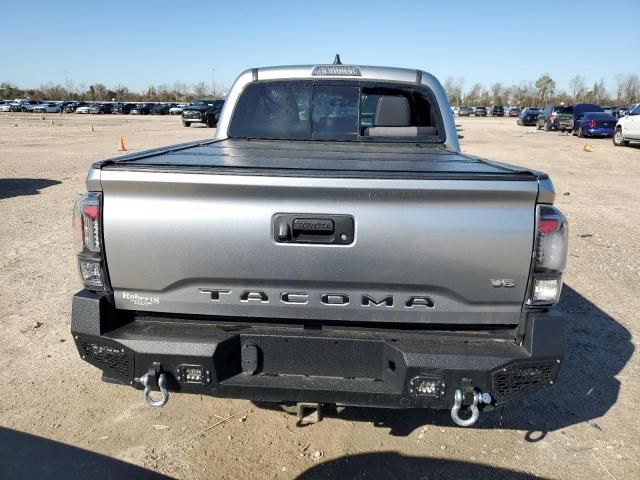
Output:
[
  {"xmin": 527, "ymin": 205, "xmax": 568, "ymax": 306},
  {"xmin": 587, "ymin": 120, "xmax": 596, "ymax": 128},
  {"xmin": 73, "ymin": 192, "xmax": 109, "ymax": 291}
]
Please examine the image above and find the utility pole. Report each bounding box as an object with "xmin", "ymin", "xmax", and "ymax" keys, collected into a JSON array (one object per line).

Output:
[{"xmin": 212, "ymin": 68, "xmax": 215, "ymax": 96}]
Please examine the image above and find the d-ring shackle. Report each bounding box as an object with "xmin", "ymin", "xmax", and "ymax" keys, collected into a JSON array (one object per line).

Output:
[
  {"xmin": 140, "ymin": 372, "xmax": 169, "ymax": 407},
  {"xmin": 450, "ymin": 389, "xmax": 480, "ymax": 427}
]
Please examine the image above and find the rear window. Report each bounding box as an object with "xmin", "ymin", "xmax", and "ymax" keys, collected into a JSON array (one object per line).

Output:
[
  {"xmin": 555, "ymin": 107, "xmax": 573, "ymax": 114},
  {"xmin": 228, "ymin": 80, "xmax": 443, "ymax": 142}
]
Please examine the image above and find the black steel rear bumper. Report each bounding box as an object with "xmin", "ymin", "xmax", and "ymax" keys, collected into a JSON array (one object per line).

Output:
[{"xmin": 71, "ymin": 290, "xmax": 564, "ymax": 410}]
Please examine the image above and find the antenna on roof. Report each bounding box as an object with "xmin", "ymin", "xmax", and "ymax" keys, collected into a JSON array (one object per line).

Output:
[{"xmin": 333, "ymin": 54, "xmax": 342, "ymax": 65}]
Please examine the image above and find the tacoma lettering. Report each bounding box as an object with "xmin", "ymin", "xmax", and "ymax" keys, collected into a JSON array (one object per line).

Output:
[{"xmin": 200, "ymin": 289, "xmax": 433, "ymax": 309}]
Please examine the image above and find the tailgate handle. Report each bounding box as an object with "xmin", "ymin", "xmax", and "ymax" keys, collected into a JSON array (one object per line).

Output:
[
  {"xmin": 293, "ymin": 218, "xmax": 334, "ymax": 235},
  {"xmin": 274, "ymin": 214, "xmax": 354, "ymax": 245}
]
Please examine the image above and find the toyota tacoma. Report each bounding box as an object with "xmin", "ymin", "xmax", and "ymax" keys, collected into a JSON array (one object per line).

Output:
[{"xmin": 72, "ymin": 59, "xmax": 568, "ymax": 426}]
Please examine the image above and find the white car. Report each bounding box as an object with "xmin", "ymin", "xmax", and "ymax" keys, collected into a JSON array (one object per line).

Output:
[
  {"xmin": 169, "ymin": 103, "xmax": 186, "ymax": 115},
  {"xmin": 613, "ymin": 103, "xmax": 640, "ymax": 147},
  {"xmin": 75, "ymin": 105, "xmax": 92, "ymax": 114},
  {"xmin": 33, "ymin": 102, "xmax": 62, "ymax": 113},
  {"xmin": 19, "ymin": 100, "xmax": 43, "ymax": 112},
  {"xmin": 0, "ymin": 102, "xmax": 12, "ymax": 112}
]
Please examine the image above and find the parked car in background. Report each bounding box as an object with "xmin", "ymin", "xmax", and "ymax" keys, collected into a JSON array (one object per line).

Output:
[
  {"xmin": 114, "ymin": 103, "xmax": 136, "ymax": 114},
  {"xmin": 150, "ymin": 104, "xmax": 172, "ymax": 115},
  {"xmin": 572, "ymin": 112, "xmax": 617, "ymax": 138},
  {"xmin": 59, "ymin": 101, "xmax": 76, "ymax": 112},
  {"xmin": 20, "ymin": 100, "xmax": 43, "ymax": 112},
  {"xmin": 169, "ymin": 103, "xmax": 187, "ymax": 115},
  {"xmin": 75, "ymin": 104, "xmax": 93, "ymax": 114},
  {"xmin": 181, "ymin": 99, "xmax": 225, "ymax": 127},
  {"xmin": 569, "ymin": 104, "xmax": 604, "ymax": 133},
  {"xmin": 2, "ymin": 101, "xmax": 19, "ymax": 112},
  {"xmin": 65, "ymin": 102, "xmax": 86, "ymax": 113},
  {"xmin": 612, "ymin": 106, "xmax": 629, "ymax": 118},
  {"xmin": 537, "ymin": 105, "xmax": 573, "ymax": 131},
  {"xmin": 33, "ymin": 102, "xmax": 62, "ymax": 113},
  {"xmin": 474, "ymin": 106, "xmax": 488, "ymax": 117},
  {"xmin": 614, "ymin": 103, "xmax": 640, "ymax": 147},
  {"xmin": 458, "ymin": 106, "xmax": 473, "ymax": 116},
  {"xmin": 489, "ymin": 105, "xmax": 504, "ymax": 117},
  {"xmin": 508, "ymin": 107, "xmax": 521, "ymax": 117},
  {"xmin": 89, "ymin": 103, "xmax": 112, "ymax": 114},
  {"xmin": 111, "ymin": 103, "xmax": 131, "ymax": 114},
  {"xmin": 517, "ymin": 107, "xmax": 540, "ymax": 126},
  {"xmin": 131, "ymin": 103, "xmax": 154, "ymax": 115}
]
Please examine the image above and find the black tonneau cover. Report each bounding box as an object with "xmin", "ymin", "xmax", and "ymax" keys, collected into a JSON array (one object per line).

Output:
[{"xmin": 100, "ymin": 139, "xmax": 544, "ymax": 180}]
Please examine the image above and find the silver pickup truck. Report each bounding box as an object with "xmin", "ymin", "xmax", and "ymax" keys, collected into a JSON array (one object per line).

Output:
[{"xmin": 72, "ymin": 60, "xmax": 568, "ymax": 426}]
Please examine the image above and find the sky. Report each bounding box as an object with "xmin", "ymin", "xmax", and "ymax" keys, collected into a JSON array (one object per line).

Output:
[{"xmin": 1, "ymin": 0, "xmax": 638, "ymax": 94}]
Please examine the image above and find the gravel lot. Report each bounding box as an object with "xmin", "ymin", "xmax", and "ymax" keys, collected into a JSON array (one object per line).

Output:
[{"xmin": 0, "ymin": 113, "xmax": 638, "ymax": 479}]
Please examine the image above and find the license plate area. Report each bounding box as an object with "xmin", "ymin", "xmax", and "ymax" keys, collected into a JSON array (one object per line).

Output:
[{"xmin": 240, "ymin": 334, "xmax": 384, "ymax": 379}]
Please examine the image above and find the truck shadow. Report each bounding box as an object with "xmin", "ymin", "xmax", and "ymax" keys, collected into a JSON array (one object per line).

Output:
[
  {"xmin": 296, "ymin": 452, "xmax": 537, "ymax": 480},
  {"xmin": 495, "ymin": 284, "xmax": 632, "ymax": 440},
  {"xmin": 0, "ymin": 178, "xmax": 61, "ymax": 200},
  {"xmin": 0, "ymin": 427, "xmax": 168, "ymax": 479},
  {"xmin": 263, "ymin": 285, "xmax": 633, "ymax": 440}
]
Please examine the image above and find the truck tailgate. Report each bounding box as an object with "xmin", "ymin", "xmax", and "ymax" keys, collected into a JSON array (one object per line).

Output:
[{"xmin": 100, "ymin": 140, "xmax": 539, "ymax": 326}]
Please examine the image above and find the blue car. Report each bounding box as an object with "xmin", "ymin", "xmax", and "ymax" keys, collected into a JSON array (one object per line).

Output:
[{"xmin": 573, "ymin": 112, "xmax": 617, "ymax": 138}]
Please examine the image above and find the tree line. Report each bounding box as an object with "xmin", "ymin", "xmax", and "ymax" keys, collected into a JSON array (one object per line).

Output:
[
  {"xmin": 0, "ymin": 81, "xmax": 226, "ymax": 102},
  {"xmin": 443, "ymin": 73, "xmax": 640, "ymax": 107},
  {"xmin": 3, "ymin": 73, "xmax": 639, "ymax": 107}
]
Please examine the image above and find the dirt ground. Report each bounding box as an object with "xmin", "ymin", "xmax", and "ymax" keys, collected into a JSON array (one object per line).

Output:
[{"xmin": 0, "ymin": 113, "xmax": 638, "ymax": 480}]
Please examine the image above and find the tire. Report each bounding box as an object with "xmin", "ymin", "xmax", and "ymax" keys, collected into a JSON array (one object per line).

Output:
[
  {"xmin": 206, "ymin": 113, "xmax": 219, "ymax": 128},
  {"xmin": 182, "ymin": 121, "xmax": 191, "ymax": 128},
  {"xmin": 613, "ymin": 128, "xmax": 629, "ymax": 147}
]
